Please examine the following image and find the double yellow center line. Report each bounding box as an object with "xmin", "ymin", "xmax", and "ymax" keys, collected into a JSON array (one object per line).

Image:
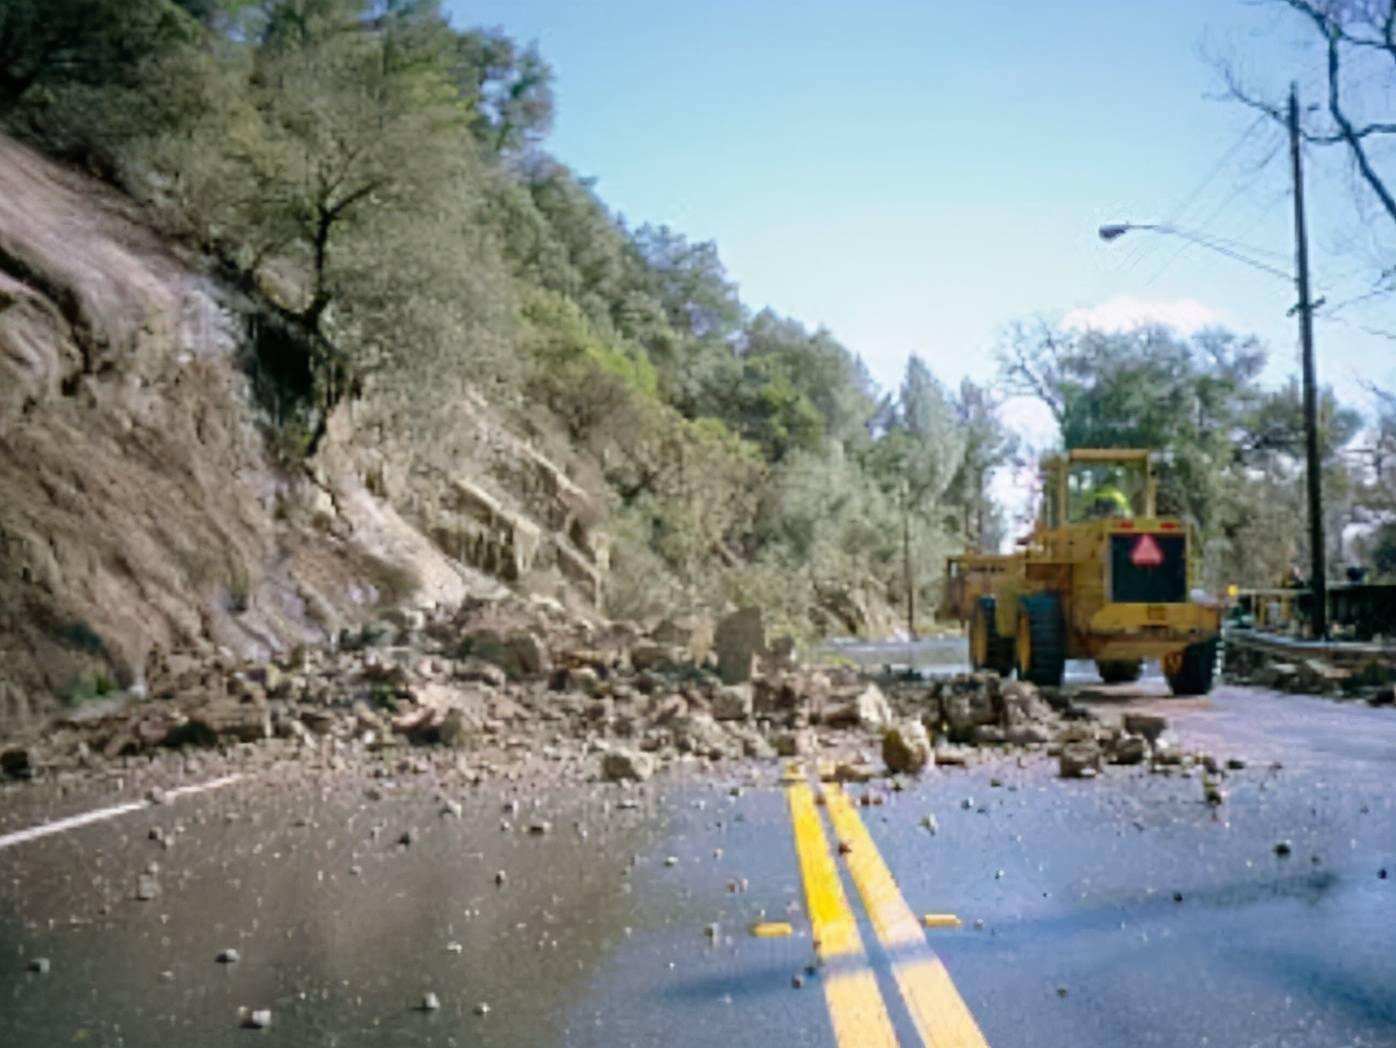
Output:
[{"xmin": 787, "ymin": 778, "xmax": 990, "ymax": 1048}]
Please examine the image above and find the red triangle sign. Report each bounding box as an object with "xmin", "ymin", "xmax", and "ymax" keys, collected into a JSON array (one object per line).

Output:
[{"xmin": 1131, "ymin": 534, "xmax": 1165, "ymax": 568}]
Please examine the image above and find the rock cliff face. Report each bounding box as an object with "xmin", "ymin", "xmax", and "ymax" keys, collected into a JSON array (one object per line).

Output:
[{"xmin": 0, "ymin": 135, "xmax": 605, "ymax": 727}]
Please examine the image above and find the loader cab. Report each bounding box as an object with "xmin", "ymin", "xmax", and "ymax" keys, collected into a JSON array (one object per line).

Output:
[{"xmin": 1041, "ymin": 450, "xmax": 1158, "ymax": 529}]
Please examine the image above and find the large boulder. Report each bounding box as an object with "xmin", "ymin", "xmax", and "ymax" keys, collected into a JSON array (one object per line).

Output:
[
  {"xmin": 882, "ymin": 720, "xmax": 933, "ymax": 774},
  {"xmin": 714, "ymin": 608, "xmax": 764, "ymax": 684}
]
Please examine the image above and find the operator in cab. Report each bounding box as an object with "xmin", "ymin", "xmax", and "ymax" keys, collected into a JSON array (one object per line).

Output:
[{"xmin": 1087, "ymin": 483, "xmax": 1133, "ymax": 520}]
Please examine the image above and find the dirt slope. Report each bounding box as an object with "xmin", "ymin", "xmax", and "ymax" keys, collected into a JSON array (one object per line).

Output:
[{"xmin": 0, "ymin": 135, "xmax": 599, "ymax": 727}]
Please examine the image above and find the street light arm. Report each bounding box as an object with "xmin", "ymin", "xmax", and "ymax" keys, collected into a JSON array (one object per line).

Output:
[{"xmin": 1098, "ymin": 221, "xmax": 1292, "ymax": 282}]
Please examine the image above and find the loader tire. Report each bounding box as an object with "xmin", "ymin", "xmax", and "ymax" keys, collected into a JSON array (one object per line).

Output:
[
  {"xmin": 970, "ymin": 598, "xmax": 1015, "ymax": 677},
  {"xmin": 1163, "ymin": 638, "xmax": 1218, "ymax": 696},
  {"xmin": 1015, "ymin": 593, "xmax": 1066, "ymax": 688}
]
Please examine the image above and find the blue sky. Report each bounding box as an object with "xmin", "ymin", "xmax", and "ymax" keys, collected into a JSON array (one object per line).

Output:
[{"xmin": 447, "ymin": 0, "xmax": 1394, "ymax": 437}]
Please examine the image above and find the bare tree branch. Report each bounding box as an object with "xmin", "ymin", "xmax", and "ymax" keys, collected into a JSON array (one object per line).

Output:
[{"xmin": 1221, "ymin": 0, "xmax": 1396, "ymax": 255}]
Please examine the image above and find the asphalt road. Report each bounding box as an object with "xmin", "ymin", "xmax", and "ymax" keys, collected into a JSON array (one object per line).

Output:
[{"xmin": 2, "ymin": 673, "xmax": 1394, "ymax": 1047}]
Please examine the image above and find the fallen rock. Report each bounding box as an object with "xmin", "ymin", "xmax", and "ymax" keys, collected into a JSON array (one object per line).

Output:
[
  {"xmin": 712, "ymin": 684, "xmax": 754, "ymax": 722},
  {"xmin": 1001, "ymin": 680, "xmax": 1052, "ymax": 727},
  {"xmin": 1058, "ymin": 741, "xmax": 1102, "ymax": 779},
  {"xmin": 1005, "ymin": 724, "xmax": 1051, "ymax": 745},
  {"xmin": 714, "ymin": 608, "xmax": 764, "ymax": 685},
  {"xmin": 971, "ymin": 724, "xmax": 1007, "ymax": 745},
  {"xmin": 166, "ymin": 702, "xmax": 271, "ymax": 747},
  {"xmin": 882, "ymin": 720, "xmax": 933, "ymax": 774},
  {"xmin": 1108, "ymin": 735, "xmax": 1148, "ymax": 766},
  {"xmin": 825, "ymin": 684, "xmax": 892, "ymax": 731},
  {"xmin": 773, "ymin": 728, "xmax": 816, "ymax": 757},
  {"xmin": 630, "ymin": 642, "xmax": 684, "ymax": 673},
  {"xmin": 1, "ymin": 747, "xmax": 35, "ymax": 780},
  {"xmin": 602, "ymin": 749, "xmax": 654, "ymax": 782},
  {"xmin": 831, "ymin": 761, "xmax": 877, "ymax": 784},
  {"xmin": 437, "ymin": 709, "xmax": 474, "ymax": 750},
  {"xmin": 651, "ymin": 615, "xmax": 714, "ymax": 663},
  {"xmin": 1122, "ymin": 713, "xmax": 1167, "ymax": 743}
]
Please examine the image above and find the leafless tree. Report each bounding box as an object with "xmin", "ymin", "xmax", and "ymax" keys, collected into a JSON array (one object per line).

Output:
[{"xmin": 1220, "ymin": 1, "xmax": 1394, "ymax": 279}]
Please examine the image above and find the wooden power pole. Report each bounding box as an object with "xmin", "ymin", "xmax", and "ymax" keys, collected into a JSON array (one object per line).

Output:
[{"xmin": 1289, "ymin": 83, "xmax": 1328, "ymax": 640}]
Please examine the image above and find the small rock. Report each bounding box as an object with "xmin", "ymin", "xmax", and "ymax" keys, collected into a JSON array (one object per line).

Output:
[
  {"xmin": 1226, "ymin": 757, "xmax": 1246, "ymax": 770},
  {"xmin": 1122, "ymin": 713, "xmax": 1167, "ymax": 742},
  {"xmin": 440, "ymin": 800, "xmax": 463, "ymax": 818},
  {"xmin": 961, "ymin": 797, "xmax": 974, "ymax": 810},
  {"xmin": 1056, "ymin": 986, "xmax": 1069, "ymax": 999},
  {"xmin": 921, "ymin": 814, "xmax": 939, "ymax": 834},
  {"xmin": 136, "ymin": 874, "xmax": 161, "ymax": 901},
  {"xmin": 244, "ymin": 1009, "xmax": 272, "ymax": 1030},
  {"xmin": 704, "ymin": 922, "xmax": 720, "ymax": 940},
  {"xmin": 398, "ymin": 829, "xmax": 415, "ymax": 847},
  {"xmin": 494, "ymin": 870, "xmax": 507, "ymax": 886},
  {"xmin": 473, "ymin": 1001, "xmax": 490, "ymax": 1016},
  {"xmin": 216, "ymin": 948, "xmax": 240, "ymax": 964},
  {"xmin": 665, "ymin": 856, "xmax": 679, "ymax": 867},
  {"xmin": 421, "ymin": 992, "xmax": 441, "ymax": 1011},
  {"xmin": 1059, "ymin": 740, "xmax": 1102, "ymax": 778},
  {"xmin": 1274, "ymin": 840, "xmax": 1293, "ymax": 857},
  {"xmin": 27, "ymin": 957, "xmax": 50, "ymax": 974},
  {"xmin": 792, "ymin": 973, "xmax": 805, "ymax": 989},
  {"xmin": 527, "ymin": 821, "xmax": 551, "ymax": 836}
]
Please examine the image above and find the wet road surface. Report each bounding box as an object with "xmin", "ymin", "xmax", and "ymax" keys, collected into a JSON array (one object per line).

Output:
[{"xmin": 3, "ymin": 674, "xmax": 1394, "ymax": 1047}]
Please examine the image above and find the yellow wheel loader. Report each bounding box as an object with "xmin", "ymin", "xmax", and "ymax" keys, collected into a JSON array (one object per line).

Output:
[{"xmin": 943, "ymin": 450, "xmax": 1222, "ymax": 695}]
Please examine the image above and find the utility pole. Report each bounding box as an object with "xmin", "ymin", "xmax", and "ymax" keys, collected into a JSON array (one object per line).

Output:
[
  {"xmin": 1289, "ymin": 83, "xmax": 1327, "ymax": 640},
  {"xmin": 901, "ymin": 483, "xmax": 917, "ymax": 641}
]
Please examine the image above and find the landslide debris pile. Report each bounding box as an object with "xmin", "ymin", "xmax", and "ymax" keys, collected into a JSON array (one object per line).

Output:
[{"xmin": 1, "ymin": 598, "xmax": 1220, "ymax": 789}]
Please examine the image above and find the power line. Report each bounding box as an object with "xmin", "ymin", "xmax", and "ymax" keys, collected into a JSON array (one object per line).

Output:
[
  {"xmin": 1140, "ymin": 129, "xmax": 1289, "ymax": 286},
  {"xmin": 1114, "ymin": 114, "xmax": 1269, "ymax": 276}
]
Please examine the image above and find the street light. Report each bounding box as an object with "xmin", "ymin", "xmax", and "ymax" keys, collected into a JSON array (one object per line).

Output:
[
  {"xmin": 1098, "ymin": 222, "xmax": 1163, "ymax": 241},
  {"xmin": 1098, "ymin": 222, "xmax": 1293, "ymax": 282}
]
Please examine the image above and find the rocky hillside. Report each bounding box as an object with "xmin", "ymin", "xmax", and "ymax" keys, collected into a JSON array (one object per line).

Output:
[{"xmin": 0, "ymin": 134, "xmax": 606, "ymax": 727}]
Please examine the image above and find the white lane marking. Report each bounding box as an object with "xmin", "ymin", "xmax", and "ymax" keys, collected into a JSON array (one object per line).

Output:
[{"xmin": 0, "ymin": 774, "xmax": 243, "ymax": 851}]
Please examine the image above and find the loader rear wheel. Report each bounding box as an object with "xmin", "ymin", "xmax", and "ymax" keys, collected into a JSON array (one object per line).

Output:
[
  {"xmin": 1015, "ymin": 593, "xmax": 1066, "ymax": 687},
  {"xmin": 1163, "ymin": 638, "xmax": 1218, "ymax": 696},
  {"xmin": 969, "ymin": 598, "xmax": 1014, "ymax": 676},
  {"xmin": 1096, "ymin": 659, "xmax": 1143, "ymax": 684}
]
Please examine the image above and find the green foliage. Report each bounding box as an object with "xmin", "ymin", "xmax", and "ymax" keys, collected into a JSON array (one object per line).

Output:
[
  {"xmin": 62, "ymin": 669, "xmax": 118, "ymax": 706},
  {"xmin": 4, "ymin": 2, "xmax": 995, "ymax": 635}
]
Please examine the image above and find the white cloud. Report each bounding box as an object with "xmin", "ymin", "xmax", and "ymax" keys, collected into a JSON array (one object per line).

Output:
[{"xmin": 1061, "ymin": 295, "xmax": 1226, "ymax": 335}]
